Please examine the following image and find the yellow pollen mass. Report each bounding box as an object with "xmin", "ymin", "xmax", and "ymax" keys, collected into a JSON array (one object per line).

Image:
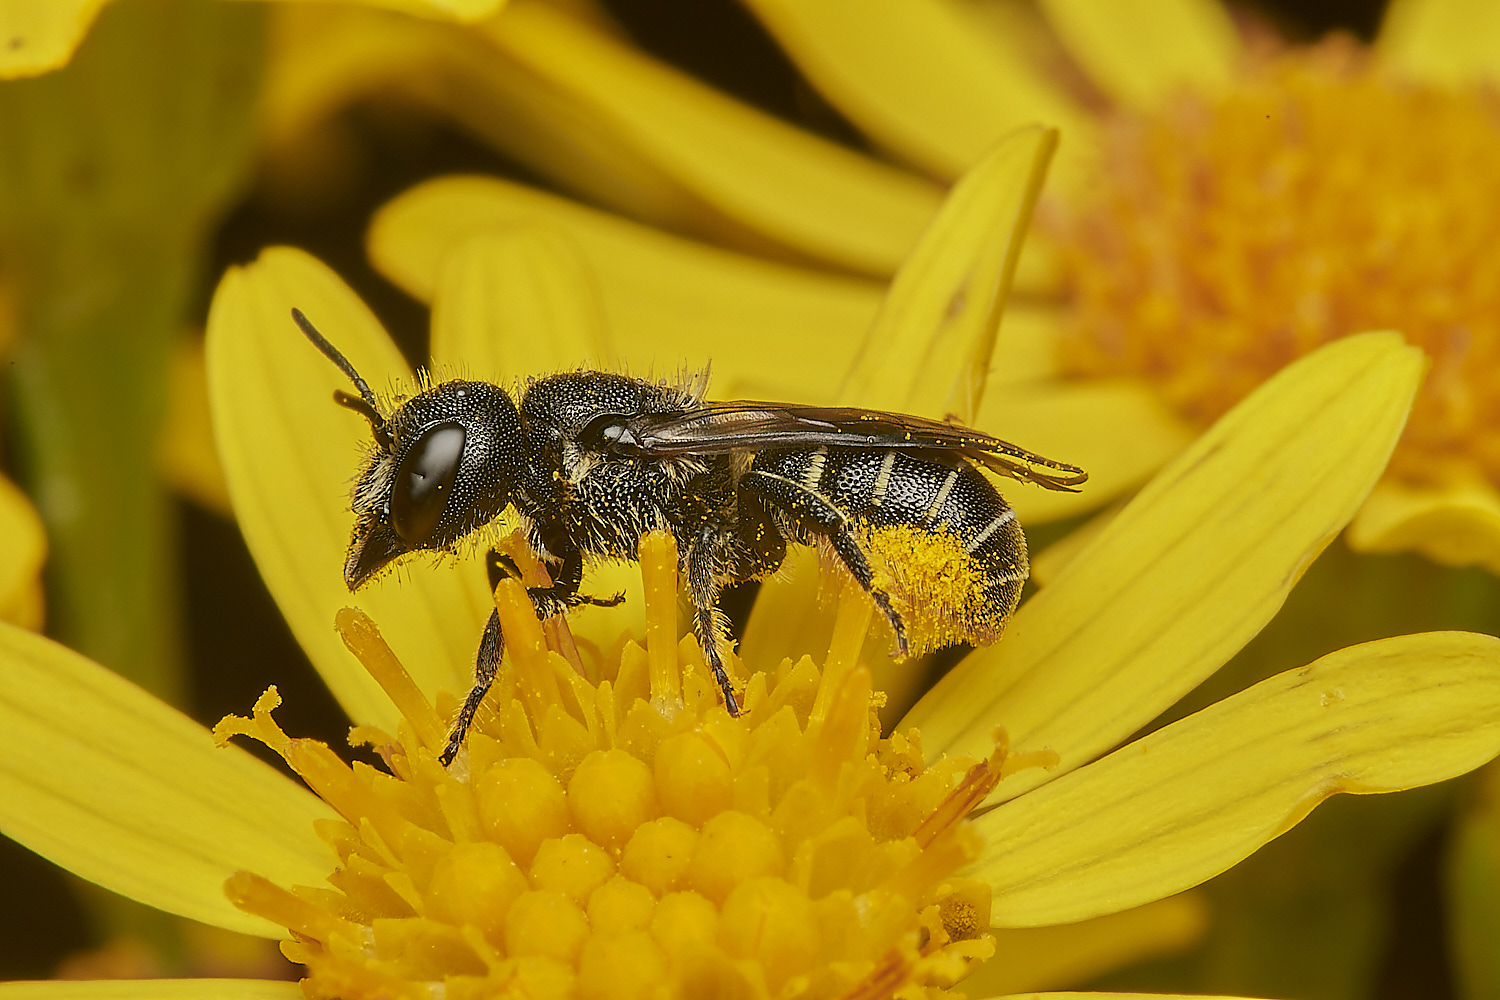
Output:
[
  {"xmin": 1051, "ymin": 38, "xmax": 1500, "ymax": 485},
  {"xmin": 215, "ymin": 530, "xmax": 1046, "ymax": 1000}
]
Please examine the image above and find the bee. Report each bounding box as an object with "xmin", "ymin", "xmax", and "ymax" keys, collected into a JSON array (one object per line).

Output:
[{"xmin": 293, "ymin": 309, "xmax": 1087, "ymax": 765}]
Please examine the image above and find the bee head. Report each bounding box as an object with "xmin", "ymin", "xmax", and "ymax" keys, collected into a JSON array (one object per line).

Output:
[{"xmin": 292, "ymin": 309, "xmax": 525, "ymax": 590}]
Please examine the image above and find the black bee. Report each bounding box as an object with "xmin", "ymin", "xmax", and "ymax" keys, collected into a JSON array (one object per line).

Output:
[{"xmin": 293, "ymin": 309, "xmax": 1087, "ymax": 765}]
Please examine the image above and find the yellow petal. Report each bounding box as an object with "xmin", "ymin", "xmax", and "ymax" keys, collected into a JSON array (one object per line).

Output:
[
  {"xmin": 842, "ymin": 126, "xmax": 1056, "ymax": 420},
  {"xmin": 380, "ymin": 0, "xmax": 508, "ymax": 18},
  {"xmin": 206, "ymin": 246, "xmax": 489, "ymax": 729},
  {"xmin": 743, "ymin": 0, "xmax": 1096, "ymax": 185},
  {"xmin": 905, "ymin": 332, "xmax": 1425, "ymax": 792},
  {"xmin": 1028, "ymin": 500, "xmax": 1125, "ymax": 587},
  {"xmin": 428, "ymin": 228, "xmax": 647, "ymax": 648},
  {"xmin": 0, "ymin": 0, "xmax": 107, "ymax": 79},
  {"xmin": 987, "ymin": 301, "xmax": 1062, "ymax": 387},
  {"xmin": 1038, "ymin": 0, "xmax": 1240, "ymax": 111},
  {"xmin": 0, "ymin": 981, "xmax": 301, "ymax": 1000},
  {"xmin": 159, "ymin": 338, "xmax": 233, "ymax": 517},
  {"xmin": 475, "ymin": 0, "xmax": 943, "ymax": 277},
  {"xmin": 971, "ymin": 631, "xmax": 1500, "ymax": 926},
  {"xmin": 1348, "ymin": 471, "xmax": 1500, "ymax": 573},
  {"xmin": 430, "ymin": 227, "xmax": 611, "ymax": 381},
  {"xmin": 370, "ymin": 176, "xmax": 884, "ymax": 401},
  {"xmin": 974, "ymin": 379, "xmax": 1192, "ymax": 525},
  {"xmin": 963, "ymin": 894, "xmax": 1207, "ymax": 996},
  {"xmin": 0, "ymin": 472, "xmax": 46, "ymax": 630},
  {"xmin": 1378, "ymin": 0, "xmax": 1500, "ymax": 88},
  {"xmin": 0, "ymin": 622, "xmax": 337, "ymax": 937}
]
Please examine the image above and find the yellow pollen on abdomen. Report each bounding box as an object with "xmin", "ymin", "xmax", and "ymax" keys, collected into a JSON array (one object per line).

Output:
[{"xmin": 1051, "ymin": 37, "xmax": 1500, "ymax": 485}]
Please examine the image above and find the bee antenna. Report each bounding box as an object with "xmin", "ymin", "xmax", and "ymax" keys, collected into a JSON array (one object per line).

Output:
[{"xmin": 292, "ymin": 308, "xmax": 393, "ymax": 450}]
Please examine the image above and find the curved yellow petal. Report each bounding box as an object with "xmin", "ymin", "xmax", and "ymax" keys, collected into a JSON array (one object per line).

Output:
[
  {"xmin": 988, "ymin": 302, "xmax": 1062, "ymax": 387},
  {"xmin": 0, "ymin": 472, "xmax": 46, "ymax": 630},
  {"xmin": 378, "ymin": 0, "xmax": 507, "ymax": 19},
  {"xmin": 0, "ymin": 622, "xmax": 337, "ymax": 937},
  {"xmin": 1038, "ymin": 0, "xmax": 1240, "ymax": 111},
  {"xmin": 743, "ymin": 0, "xmax": 1096, "ymax": 186},
  {"xmin": 370, "ymin": 176, "xmax": 884, "ymax": 401},
  {"xmin": 971, "ymin": 631, "xmax": 1500, "ymax": 927},
  {"xmin": 206, "ymin": 247, "xmax": 489, "ymax": 729},
  {"xmin": 0, "ymin": 981, "xmax": 301, "ymax": 1000},
  {"xmin": 1348, "ymin": 471, "xmax": 1500, "ymax": 573},
  {"xmin": 262, "ymin": 6, "xmax": 455, "ymax": 148},
  {"xmin": 160, "ymin": 338, "xmax": 232, "ymax": 517},
  {"xmin": 974, "ymin": 379, "xmax": 1192, "ymax": 525},
  {"xmin": 1378, "ymin": 0, "xmax": 1500, "ymax": 88},
  {"xmin": 963, "ymin": 894, "xmax": 1207, "ymax": 996},
  {"xmin": 430, "ymin": 227, "xmax": 611, "ymax": 382},
  {"xmin": 0, "ymin": 0, "xmax": 107, "ymax": 79},
  {"xmin": 843, "ymin": 127, "xmax": 1056, "ymax": 419},
  {"xmin": 428, "ymin": 228, "xmax": 647, "ymax": 649},
  {"xmin": 905, "ymin": 333, "xmax": 1425, "ymax": 791},
  {"xmin": 475, "ymin": 1, "xmax": 943, "ymax": 277},
  {"xmin": 1028, "ymin": 501, "xmax": 1125, "ymax": 587}
]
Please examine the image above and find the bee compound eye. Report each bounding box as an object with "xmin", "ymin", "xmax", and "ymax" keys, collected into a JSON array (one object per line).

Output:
[{"xmin": 390, "ymin": 422, "xmax": 466, "ymax": 545}]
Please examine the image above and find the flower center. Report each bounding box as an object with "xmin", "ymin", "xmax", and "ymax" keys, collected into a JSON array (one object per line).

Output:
[
  {"xmin": 215, "ymin": 531, "xmax": 1052, "ymax": 1000},
  {"xmin": 1050, "ymin": 37, "xmax": 1500, "ymax": 485}
]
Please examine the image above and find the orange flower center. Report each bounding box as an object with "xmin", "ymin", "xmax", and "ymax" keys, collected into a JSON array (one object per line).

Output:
[{"xmin": 1050, "ymin": 38, "xmax": 1500, "ymax": 485}]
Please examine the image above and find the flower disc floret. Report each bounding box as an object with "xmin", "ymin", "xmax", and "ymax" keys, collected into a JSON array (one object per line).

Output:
[{"xmin": 215, "ymin": 531, "xmax": 1041, "ymax": 1000}]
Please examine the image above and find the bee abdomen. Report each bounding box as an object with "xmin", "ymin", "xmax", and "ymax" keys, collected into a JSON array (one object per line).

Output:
[{"xmin": 753, "ymin": 447, "xmax": 1029, "ymax": 654}]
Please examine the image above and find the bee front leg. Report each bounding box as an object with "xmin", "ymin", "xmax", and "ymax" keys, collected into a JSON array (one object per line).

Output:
[
  {"xmin": 441, "ymin": 608, "xmax": 504, "ymax": 766},
  {"xmin": 685, "ymin": 527, "xmax": 742, "ymax": 717}
]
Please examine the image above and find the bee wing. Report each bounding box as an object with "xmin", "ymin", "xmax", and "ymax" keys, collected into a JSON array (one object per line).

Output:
[{"xmin": 614, "ymin": 401, "xmax": 1088, "ymax": 492}]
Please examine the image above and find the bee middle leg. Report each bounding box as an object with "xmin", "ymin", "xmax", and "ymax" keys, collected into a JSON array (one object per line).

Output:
[
  {"xmin": 441, "ymin": 608, "xmax": 504, "ymax": 766},
  {"xmin": 740, "ymin": 471, "xmax": 909, "ymax": 657}
]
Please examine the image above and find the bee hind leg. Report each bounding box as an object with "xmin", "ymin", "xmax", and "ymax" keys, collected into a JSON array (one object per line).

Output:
[
  {"xmin": 685, "ymin": 528, "xmax": 742, "ymax": 717},
  {"xmin": 739, "ymin": 471, "xmax": 909, "ymax": 658}
]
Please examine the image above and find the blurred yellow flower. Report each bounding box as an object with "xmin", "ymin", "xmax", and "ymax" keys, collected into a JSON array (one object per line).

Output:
[
  {"xmin": 730, "ymin": 0, "xmax": 1500, "ymax": 577},
  {"xmin": 3, "ymin": 245, "xmax": 1499, "ymax": 999},
  {"xmin": 0, "ymin": 0, "xmax": 508, "ymax": 80}
]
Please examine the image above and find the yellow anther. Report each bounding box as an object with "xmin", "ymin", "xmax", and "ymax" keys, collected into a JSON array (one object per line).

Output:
[
  {"xmin": 654, "ymin": 730, "xmax": 733, "ymax": 826},
  {"xmin": 620, "ymin": 817, "xmax": 699, "ymax": 896},
  {"xmin": 504, "ymin": 889, "xmax": 590, "ymax": 962},
  {"xmin": 475, "ymin": 756, "xmax": 571, "ymax": 867},
  {"xmin": 529, "ymin": 833, "xmax": 616, "ymax": 903},
  {"xmin": 568, "ymin": 748, "xmax": 659, "ymax": 850},
  {"xmin": 688, "ymin": 810, "xmax": 785, "ymax": 904}
]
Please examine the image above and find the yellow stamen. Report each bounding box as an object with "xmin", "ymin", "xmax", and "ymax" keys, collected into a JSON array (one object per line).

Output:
[
  {"xmin": 640, "ymin": 530, "xmax": 683, "ymax": 708},
  {"xmin": 334, "ymin": 608, "xmax": 446, "ymax": 755},
  {"xmin": 217, "ymin": 528, "xmax": 1052, "ymax": 999},
  {"xmin": 812, "ymin": 575, "xmax": 874, "ymax": 725},
  {"xmin": 492, "ymin": 576, "xmax": 563, "ymax": 720}
]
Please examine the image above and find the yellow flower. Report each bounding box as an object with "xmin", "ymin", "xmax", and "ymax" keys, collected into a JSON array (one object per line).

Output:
[
  {"xmin": 3, "ymin": 241, "xmax": 1500, "ymax": 999},
  {"xmin": 0, "ymin": 0, "xmax": 507, "ymax": 80},
  {"xmin": 732, "ymin": 0, "xmax": 1500, "ymax": 578}
]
